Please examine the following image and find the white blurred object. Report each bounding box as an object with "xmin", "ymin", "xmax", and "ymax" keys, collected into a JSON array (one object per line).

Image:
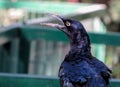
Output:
[{"xmin": 8, "ymin": 8, "xmax": 24, "ymax": 20}]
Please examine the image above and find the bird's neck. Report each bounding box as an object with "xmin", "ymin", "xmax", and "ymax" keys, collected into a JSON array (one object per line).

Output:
[
  {"xmin": 69, "ymin": 36, "xmax": 91, "ymax": 55},
  {"xmin": 65, "ymin": 34, "xmax": 92, "ymax": 61},
  {"xmin": 70, "ymin": 44, "xmax": 91, "ymax": 56},
  {"xmin": 64, "ymin": 43, "xmax": 92, "ymax": 61},
  {"xmin": 65, "ymin": 48, "xmax": 91, "ymax": 62}
]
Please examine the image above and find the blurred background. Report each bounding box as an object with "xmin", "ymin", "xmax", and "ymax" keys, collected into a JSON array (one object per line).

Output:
[{"xmin": 0, "ymin": 0, "xmax": 120, "ymax": 87}]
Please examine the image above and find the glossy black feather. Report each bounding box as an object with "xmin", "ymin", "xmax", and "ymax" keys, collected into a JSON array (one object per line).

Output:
[
  {"xmin": 56, "ymin": 17, "xmax": 112, "ymax": 87},
  {"xmin": 59, "ymin": 53, "xmax": 111, "ymax": 87}
]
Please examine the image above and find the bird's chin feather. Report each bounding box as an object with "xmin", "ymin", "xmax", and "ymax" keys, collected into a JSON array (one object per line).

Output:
[{"xmin": 47, "ymin": 13, "xmax": 64, "ymax": 23}]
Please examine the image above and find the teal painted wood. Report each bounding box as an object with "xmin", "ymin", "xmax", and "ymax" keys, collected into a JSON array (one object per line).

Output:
[
  {"xmin": 0, "ymin": 43, "xmax": 11, "ymax": 72},
  {"xmin": 110, "ymin": 79, "xmax": 120, "ymax": 87},
  {"xmin": 0, "ymin": 25, "xmax": 120, "ymax": 74},
  {"xmin": 18, "ymin": 38, "xmax": 31, "ymax": 73},
  {"xmin": 0, "ymin": 73, "xmax": 119, "ymax": 87},
  {"xmin": 20, "ymin": 26, "xmax": 68, "ymax": 42},
  {"xmin": 21, "ymin": 25, "xmax": 120, "ymax": 46},
  {"xmin": 0, "ymin": 1, "xmax": 95, "ymax": 14},
  {"xmin": 0, "ymin": 27, "xmax": 18, "ymax": 45},
  {"xmin": 0, "ymin": 26, "xmax": 19, "ymax": 73},
  {"xmin": 0, "ymin": 73, "xmax": 59, "ymax": 87},
  {"xmin": 10, "ymin": 38, "xmax": 19, "ymax": 73},
  {"xmin": 0, "ymin": 1, "xmax": 107, "ymax": 20}
]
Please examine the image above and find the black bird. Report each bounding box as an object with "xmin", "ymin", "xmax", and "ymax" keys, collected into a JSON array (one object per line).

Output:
[{"xmin": 41, "ymin": 14, "xmax": 112, "ymax": 87}]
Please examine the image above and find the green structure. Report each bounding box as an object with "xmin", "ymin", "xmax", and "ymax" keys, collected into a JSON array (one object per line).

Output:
[
  {"xmin": 0, "ymin": 73, "xmax": 119, "ymax": 87},
  {"xmin": 0, "ymin": 24, "xmax": 120, "ymax": 87},
  {"xmin": 0, "ymin": 0, "xmax": 120, "ymax": 87}
]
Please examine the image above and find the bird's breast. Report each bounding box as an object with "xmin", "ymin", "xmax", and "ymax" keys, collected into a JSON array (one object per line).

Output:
[{"xmin": 59, "ymin": 60, "xmax": 98, "ymax": 78}]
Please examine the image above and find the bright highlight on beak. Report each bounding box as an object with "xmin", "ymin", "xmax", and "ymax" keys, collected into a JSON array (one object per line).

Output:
[
  {"xmin": 40, "ymin": 13, "xmax": 71, "ymax": 36},
  {"xmin": 40, "ymin": 13, "xmax": 65, "ymax": 30},
  {"xmin": 47, "ymin": 13, "xmax": 64, "ymax": 23}
]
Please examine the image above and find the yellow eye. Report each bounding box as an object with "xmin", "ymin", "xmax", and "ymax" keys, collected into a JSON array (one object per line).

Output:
[{"xmin": 66, "ymin": 21, "xmax": 71, "ymax": 26}]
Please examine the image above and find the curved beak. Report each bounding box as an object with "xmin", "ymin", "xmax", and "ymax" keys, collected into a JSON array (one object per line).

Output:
[{"xmin": 40, "ymin": 14, "xmax": 68, "ymax": 34}]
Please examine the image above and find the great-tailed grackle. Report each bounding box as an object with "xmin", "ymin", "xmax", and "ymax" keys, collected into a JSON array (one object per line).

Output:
[{"xmin": 41, "ymin": 14, "xmax": 112, "ymax": 87}]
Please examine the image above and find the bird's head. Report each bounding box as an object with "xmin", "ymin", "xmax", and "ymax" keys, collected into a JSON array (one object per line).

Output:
[{"xmin": 41, "ymin": 14, "xmax": 91, "ymax": 51}]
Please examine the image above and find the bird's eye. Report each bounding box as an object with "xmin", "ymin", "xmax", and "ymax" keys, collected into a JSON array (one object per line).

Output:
[{"xmin": 66, "ymin": 21, "xmax": 71, "ymax": 26}]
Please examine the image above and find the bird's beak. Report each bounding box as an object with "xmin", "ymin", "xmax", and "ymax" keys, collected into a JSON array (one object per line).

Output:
[{"xmin": 40, "ymin": 14, "xmax": 68, "ymax": 34}]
